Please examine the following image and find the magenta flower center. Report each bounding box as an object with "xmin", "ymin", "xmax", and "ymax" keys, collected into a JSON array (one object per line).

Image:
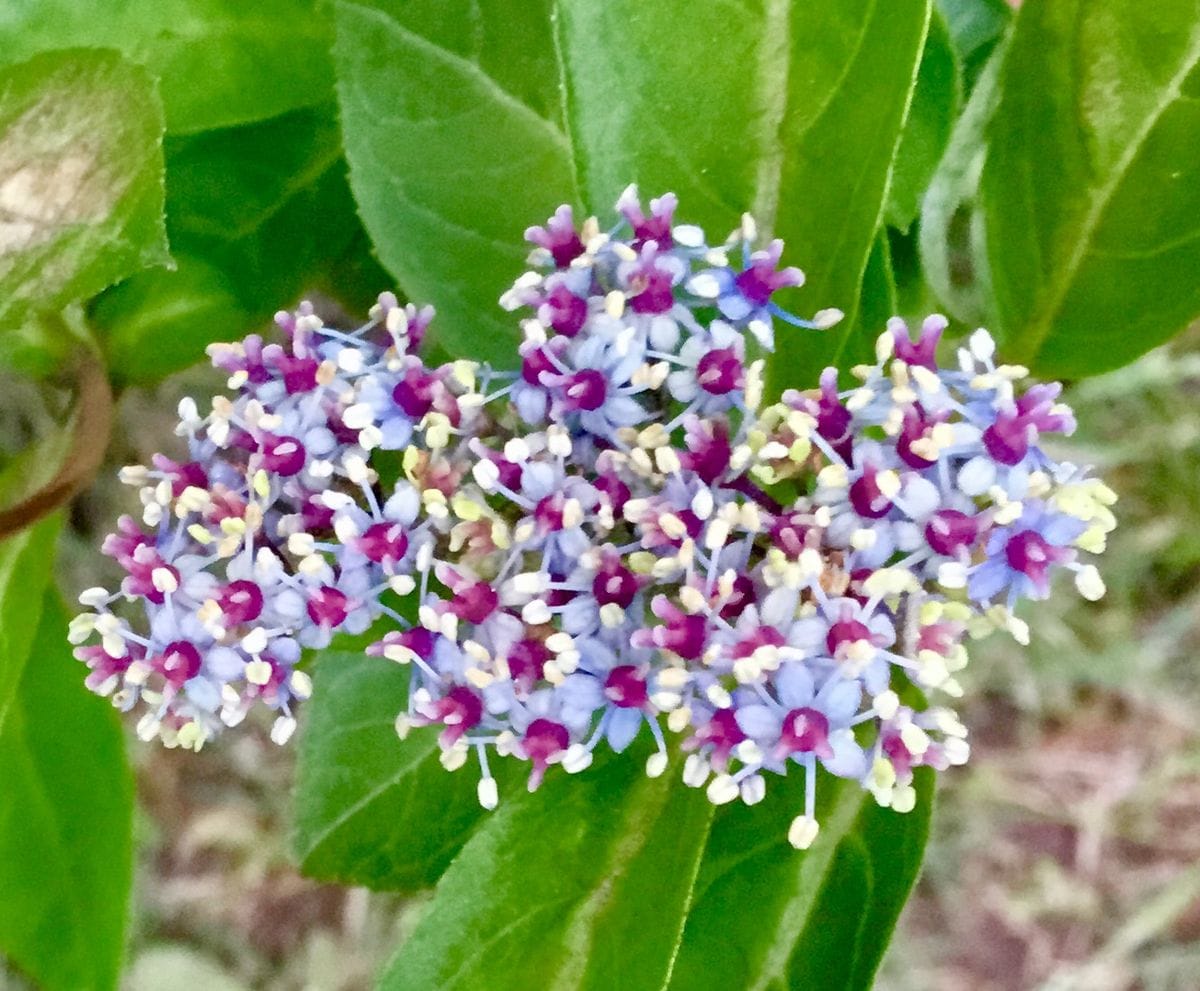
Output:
[
  {"xmin": 358, "ymin": 522, "xmax": 409, "ymax": 564},
  {"xmin": 779, "ymin": 707, "xmax": 834, "ymax": 759},
  {"xmin": 307, "ymin": 586, "xmax": 350, "ymax": 627},
  {"xmin": 604, "ymin": 665, "xmax": 648, "ymax": 708},
  {"xmin": 593, "ymin": 563, "xmax": 638, "ymax": 608},
  {"xmin": 849, "ymin": 466, "xmax": 892, "ymax": 519},
  {"xmin": 157, "ymin": 640, "xmax": 202, "ymax": 688},
  {"xmin": 563, "ymin": 369, "xmax": 608, "ymax": 411},
  {"xmin": 925, "ymin": 510, "xmax": 978, "ymax": 556},
  {"xmin": 826, "ymin": 618, "xmax": 872, "ymax": 657},
  {"xmin": 696, "ymin": 348, "xmax": 743, "ymax": 395},
  {"xmin": 218, "ymin": 580, "xmax": 264, "ymax": 625},
  {"xmin": 452, "ymin": 582, "xmax": 499, "ymax": 624},
  {"xmin": 260, "ymin": 434, "xmax": 306, "ymax": 476}
]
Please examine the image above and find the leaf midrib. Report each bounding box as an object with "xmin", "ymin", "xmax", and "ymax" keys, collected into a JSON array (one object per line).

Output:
[
  {"xmin": 747, "ymin": 782, "xmax": 869, "ymax": 991},
  {"xmin": 547, "ymin": 776, "xmax": 716, "ymax": 991}
]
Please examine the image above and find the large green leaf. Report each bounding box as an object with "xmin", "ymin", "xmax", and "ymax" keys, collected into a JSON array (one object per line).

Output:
[
  {"xmin": 885, "ymin": 10, "xmax": 961, "ymax": 232},
  {"xmin": 839, "ymin": 231, "xmax": 899, "ymax": 373},
  {"xmin": 556, "ymin": 0, "xmax": 931, "ymax": 394},
  {"xmin": 295, "ymin": 652, "xmax": 934, "ymax": 990},
  {"xmin": 0, "ymin": 517, "xmax": 60, "ymax": 734},
  {"xmin": 924, "ymin": 0, "xmax": 1200, "ymax": 376},
  {"xmin": 378, "ymin": 750, "xmax": 715, "ymax": 991},
  {"xmin": 334, "ymin": 0, "xmax": 929, "ymax": 380},
  {"xmin": 977, "ymin": 0, "xmax": 1200, "ymax": 376},
  {"xmin": 375, "ymin": 759, "xmax": 932, "ymax": 991},
  {"xmin": 668, "ymin": 770, "xmax": 933, "ymax": 991},
  {"xmin": 0, "ymin": 0, "xmax": 333, "ymax": 134},
  {"xmin": 0, "ymin": 595, "xmax": 135, "ymax": 991},
  {"xmin": 0, "ymin": 50, "xmax": 168, "ymax": 332},
  {"xmin": 334, "ymin": 0, "xmax": 575, "ymax": 365},
  {"xmin": 292, "ymin": 652, "xmax": 494, "ymax": 890}
]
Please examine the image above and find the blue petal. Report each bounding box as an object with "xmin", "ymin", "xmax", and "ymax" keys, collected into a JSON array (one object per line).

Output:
[
  {"xmin": 184, "ymin": 676, "xmax": 221, "ymax": 712},
  {"xmin": 775, "ymin": 661, "xmax": 815, "ymax": 708},
  {"xmin": 605, "ymin": 707, "xmax": 643, "ymax": 753},
  {"xmin": 968, "ymin": 558, "xmax": 1009, "ymax": 602},
  {"xmin": 821, "ymin": 731, "xmax": 868, "ymax": 778},
  {"xmin": 735, "ymin": 703, "xmax": 782, "ymax": 740},
  {"xmin": 1041, "ymin": 513, "xmax": 1087, "ymax": 546},
  {"xmin": 818, "ymin": 677, "xmax": 862, "ymax": 723}
]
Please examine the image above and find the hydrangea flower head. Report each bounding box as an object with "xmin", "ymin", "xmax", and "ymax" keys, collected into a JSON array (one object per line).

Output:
[{"xmin": 74, "ymin": 189, "xmax": 1115, "ymax": 848}]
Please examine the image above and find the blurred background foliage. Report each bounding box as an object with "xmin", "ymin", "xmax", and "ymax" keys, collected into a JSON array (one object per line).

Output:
[{"xmin": 2, "ymin": 0, "xmax": 1200, "ymax": 987}]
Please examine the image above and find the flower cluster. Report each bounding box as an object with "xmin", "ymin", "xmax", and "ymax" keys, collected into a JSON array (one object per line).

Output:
[{"xmin": 73, "ymin": 188, "xmax": 1115, "ymax": 847}]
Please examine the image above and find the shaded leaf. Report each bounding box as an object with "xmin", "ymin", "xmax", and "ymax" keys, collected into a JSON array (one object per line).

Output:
[
  {"xmin": 93, "ymin": 255, "xmax": 249, "ymax": 384},
  {"xmin": 0, "ymin": 50, "xmax": 168, "ymax": 332},
  {"xmin": 94, "ymin": 106, "xmax": 388, "ymax": 384},
  {"xmin": 936, "ymin": 0, "xmax": 1012, "ymax": 91},
  {"xmin": 0, "ymin": 0, "xmax": 334, "ymax": 134},
  {"xmin": 669, "ymin": 769, "xmax": 933, "ymax": 991},
  {"xmin": 0, "ymin": 594, "xmax": 135, "ymax": 990},
  {"xmin": 292, "ymin": 652, "xmax": 493, "ymax": 891},
  {"xmin": 918, "ymin": 41, "xmax": 1006, "ymax": 327},
  {"xmin": 0, "ymin": 517, "xmax": 59, "ymax": 734},
  {"xmin": 762, "ymin": 2, "xmax": 930, "ymax": 393},
  {"xmin": 839, "ymin": 231, "xmax": 899, "ymax": 374}
]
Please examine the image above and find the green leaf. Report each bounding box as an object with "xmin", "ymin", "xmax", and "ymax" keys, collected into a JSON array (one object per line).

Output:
[
  {"xmin": 846, "ymin": 773, "xmax": 936, "ymax": 989},
  {"xmin": 976, "ymin": 0, "xmax": 1200, "ymax": 376},
  {"xmin": 93, "ymin": 106, "xmax": 389, "ymax": 384},
  {"xmin": 334, "ymin": 0, "xmax": 575, "ymax": 366},
  {"xmin": 378, "ymin": 752, "xmax": 715, "ymax": 991},
  {"xmin": 555, "ymin": 0, "xmax": 931, "ymax": 394},
  {"xmin": 0, "ymin": 49, "xmax": 168, "ymax": 332},
  {"xmin": 0, "ymin": 0, "xmax": 334, "ymax": 134},
  {"xmin": 375, "ymin": 757, "xmax": 932, "ymax": 991},
  {"xmin": 296, "ymin": 650, "xmax": 933, "ymax": 989},
  {"xmin": 0, "ymin": 517, "xmax": 60, "ymax": 735},
  {"xmin": 839, "ymin": 231, "xmax": 899, "ymax": 374},
  {"xmin": 292, "ymin": 652, "xmax": 494, "ymax": 891},
  {"xmin": 0, "ymin": 594, "xmax": 135, "ymax": 991},
  {"xmin": 334, "ymin": 1, "xmax": 929, "ymax": 380},
  {"xmin": 935, "ymin": 0, "xmax": 1011, "ymax": 90},
  {"xmin": 917, "ymin": 41, "xmax": 1006, "ymax": 327},
  {"xmin": 764, "ymin": 2, "xmax": 930, "ymax": 392},
  {"xmin": 92, "ymin": 255, "xmax": 249, "ymax": 383},
  {"xmin": 885, "ymin": 10, "xmax": 961, "ymax": 232},
  {"xmin": 670, "ymin": 769, "xmax": 934, "ymax": 991}
]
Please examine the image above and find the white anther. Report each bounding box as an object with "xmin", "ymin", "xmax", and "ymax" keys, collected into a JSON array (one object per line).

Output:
[
  {"xmin": 271, "ymin": 715, "xmax": 298, "ymax": 746},
  {"xmin": 788, "ymin": 815, "xmax": 820, "ymax": 850},
  {"xmin": 563, "ymin": 743, "xmax": 593, "ymax": 774},
  {"xmin": 683, "ymin": 753, "xmax": 710, "ymax": 788},
  {"xmin": 78, "ymin": 587, "xmax": 109, "ymax": 608},
  {"xmin": 740, "ymin": 774, "xmax": 766, "ymax": 805},
  {"xmin": 1075, "ymin": 565, "xmax": 1106, "ymax": 601},
  {"xmin": 706, "ymin": 774, "xmax": 740, "ymax": 805},
  {"xmin": 477, "ymin": 776, "xmax": 499, "ymax": 810},
  {"xmin": 522, "ymin": 600, "xmax": 552, "ymax": 625}
]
